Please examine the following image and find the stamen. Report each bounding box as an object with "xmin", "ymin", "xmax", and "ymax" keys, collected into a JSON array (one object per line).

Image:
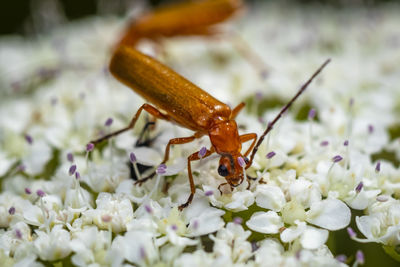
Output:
[
  {"xmin": 205, "ymin": 190, "xmax": 213, "ymax": 197},
  {"xmin": 347, "ymin": 227, "xmax": 356, "ymax": 238},
  {"xmin": 129, "ymin": 152, "xmax": 137, "ymax": 163},
  {"xmin": 86, "ymin": 143, "xmax": 94, "ymax": 152},
  {"xmin": 25, "ymin": 134, "xmax": 33, "ymax": 145},
  {"xmin": 104, "ymin": 117, "xmax": 113, "ymax": 127},
  {"xmin": 156, "ymin": 164, "xmax": 167, "ymax": 174},
  {"xmin": 355, "ymin": 182, "xmax": 363, "ymax": 193},
  {"xmin": 332, "ymin": 155, "xmax": 343, "ymax": 163},
  {"xmin": 320, "ymin": 140, "xmax": 329, "ymax": 147},
  {"xmin": 69, "ymin": 164, "xmax": 77, "ymax": 176},
  {"xmin": 375, "ymin": 161, "xmax": 381, "ymax": 173},
  {"xmin": 36, "ymin": 189, "xmax": 45, "ymax": 197},
  {"xmin": 356, "ymin": 250, "xmax": 365, "ymax": 265},
  {"xmin": 233, "ymin": 217, "xmax": 243, "ymax": 224},
  {"xmin": 308, "ymin": 108, "xmax": 316, "ymax": 120},
  {"xmin": 266, "ymin": 151, "xmax": 276, "ymax": 159},
  {"xmin": 8, "ymin": 207, "xmax": 16, "ymax": 215},
  {"xmin": 198, "ymin": 146, "xmax": 207, "ymax": 159},
  {"xmin": 67, "ymin": 153, "xmax": 74, "ymax": 163}
]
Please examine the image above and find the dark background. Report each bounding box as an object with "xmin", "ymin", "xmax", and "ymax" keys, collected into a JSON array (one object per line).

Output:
[{"xmin": 0, "ymin": 0, "xmax": 396, "ymax": 36}]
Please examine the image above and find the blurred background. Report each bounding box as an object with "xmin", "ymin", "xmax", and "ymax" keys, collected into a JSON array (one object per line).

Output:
[{"xmin": 1, "ymin": 0, "xmax": 398, "ymax": 36}]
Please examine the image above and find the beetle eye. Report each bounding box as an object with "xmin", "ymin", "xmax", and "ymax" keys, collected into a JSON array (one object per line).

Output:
[{"xmin": 218, "ymin": 164, "xmax": 229, "ymax": 177}]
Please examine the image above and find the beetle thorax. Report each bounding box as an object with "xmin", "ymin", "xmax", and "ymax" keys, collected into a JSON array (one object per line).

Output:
[{"xmin": 208, "ymin": 119, "xmax": 241, "ymax": 154}]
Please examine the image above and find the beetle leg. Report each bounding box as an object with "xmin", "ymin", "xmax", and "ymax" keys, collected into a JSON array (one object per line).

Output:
[
  {"xmin": 135, "ymin": 120, "xmax": 156, "ymax": 147},
  {"xmin": 230, "ymin": 102, "xmax": 245, "ymax": 119},
  {"xmin": 135, "ymin": 135, "xmax": 197, "ymax": 185},
  {"xmin": 91, "ymin": 103, "xmax": 171, "ymax": 144},
  {"xmin": 178, "ymin": 148, "xmax": 214, "ymax": 211},
  {"xmin": 239, "ymin": 133, "xmax": 257, "ymax": 157}
]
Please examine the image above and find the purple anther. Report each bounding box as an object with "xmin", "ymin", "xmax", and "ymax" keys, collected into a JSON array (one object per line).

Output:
[
  {"xmin": 343, "ymin": 140, "xmax": 349, "ymax": 146},
  {"xmin": 140, "ymin": 246, "xmax": 146, "ymax": 259},
  {"xmin": 25, "ymin": 188, "xmax": 32, "ymax": 194},
  {"xmin": 69, "ymin": 164, "xmax": 77, "ymax": 176},
  {"xmin": 332, "ymin": 155, "xmax": 343, "ymax": 163},
  {"xmin": 356, "ymin": 250, "xmax": 365, "ymax": 265},
  {"xmin": 347, "ymin": 227, "xmax": 356, "ymax": 238},
  {"xmin": 67, "ymin": 153, "xmax": 74, "ymax": 163},
  {"xmin": 25, "ymin": 134, "xmax": 33, "ymax": 145},
  {"xmin": 130, "ymin": 152, "xmax": 137, "ymax": 163},
  {"xmin": 171, "ymin": 224, "xmax": 178, "ymax": 231},
  {"xmin": 198, "ymin": 146, "xmax": 207, "ymax": 159},
  {"xmin": 205, "ymin": 190, "xmax": 214, "ymax": 197},
  {"xmin": 144, "ymin": 205, "xmax": 153, "ymax": 214},
  {"xmin": 17, "ymin": 164, "xmax": 26, "ymax": 172},
  {"xmin": 15, "ymin": 229, "xmax": 23, "ymax": 239},
  {"xmin": 86, "ymin": 143, "xmax": 94, "ymax": 152},
  {"xmin": 8, "ymin": 207, "xmax": 16, "ymax": 215},
  {"xmin": 104, "ymin": 117, "xmax": 113, "ymax": 127},
  {"xmin": 375, "ymin": 161, "xmax": 381, "ymax": 173},
  {"xmin": 266, "ymin": 151, "xmax": 276, "ymax": 159},
  {"xmin": 308, "ymin": 108, "xmax": 316, "ymax": 120},
  {"xmin": 75, "ymin": 172, "xmax": 81, "ymax": 180},
  {"xmin": 349, "ymin": 98, "xmax": 354, "ymax": 107},
  {"xmin": 233, "ymin": 217, "xmax": 243, "ymax": 225},
  {"xmin": 376, "ymin": 195, "xmax": 389, "ymax": 202},
  {"xmin": 36, "ymin": 189, "xmax": 45, "ymax": 197},
  {"xmin": 368, "ymin": 124, "xmax": 374, "ymax": 134},
  {"xmin": 355, "ymin": 181, "xmax": 363, "ymax": 193},
  {"xmin": 336, "ymin": 254, "xmax": 347, "ymax": 263},
  {"xmin": 156, "ymin": 164, "xmax": 167, "ymax": 174},
  {"xmin": 255, "ymin": 91, "xmax": 263, "ymax": 100},
  {"xmin": 320, "ymin": 140, "xmax": 329, "ymax": 147},
  {"xmin": 238, "ymin": 157, "xmax": 246, "ymax": 167},
  {"xmin": 101, "ymin": 214, "xmax": 112, "ymax": 223}
]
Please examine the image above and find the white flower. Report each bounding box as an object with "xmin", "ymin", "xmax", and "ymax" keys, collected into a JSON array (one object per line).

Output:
[
  {"xmin": 255, "ymin": 184, "xmax": 286, "ymax": 212},
  {"xmin": 246, "ymin": 211, "xmax": 283, "ymax": 234},
  {"xmin": 306, "ymin": 198, "xmax": 351, "ymax": 230},
  {"xmin": 174, "ymin": 249, "xmax": 214, "ymax": 267},
  {"xmin": 210, "ymin": 222, "xmax": 253, "ymax": 264},
  {"xmin": 280, "ymin": 221, "xmax": 329, "ymax": 250},
  {"xmin": 111, "ymin": 230, "xmax": 158, "ymax": 266},
  {"xmin": 355, "ymin": 198, "xmax": 400, "ymax": 246},
  {"xmin": 82, "ymin": 192, "xmax": 134, "ymax": 233},
  {"xmin": 33, "ymin": 225, "xmax": 71, "ymax": 261},
  {"xmin": 70, "ymin": 226, "xmax": 111, "ymax": 266}
]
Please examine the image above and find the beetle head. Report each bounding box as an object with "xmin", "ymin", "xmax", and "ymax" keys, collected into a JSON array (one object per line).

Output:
[{"xmin": 217, "ymin": 153, "xmax": 246, "ymax": 187}]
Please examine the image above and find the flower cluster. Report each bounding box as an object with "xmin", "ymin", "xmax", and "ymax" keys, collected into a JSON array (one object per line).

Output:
[{"xmin": 1, "ymin": 2, "xmax": 400, "ymax": 266}]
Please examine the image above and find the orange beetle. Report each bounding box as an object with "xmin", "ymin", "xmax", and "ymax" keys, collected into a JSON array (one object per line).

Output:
[
  {"xmin": 92, "ymin": 45, "xmax": 330, "ymax": 209},
  {"xmin": 91, "ymin": 0, "xmax": 331, "ymax": 209}
]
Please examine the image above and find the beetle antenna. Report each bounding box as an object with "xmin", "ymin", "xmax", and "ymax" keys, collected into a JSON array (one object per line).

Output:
[{"xmin": 246, "ymin": 58, "xmax": 331, "ymax": 168}]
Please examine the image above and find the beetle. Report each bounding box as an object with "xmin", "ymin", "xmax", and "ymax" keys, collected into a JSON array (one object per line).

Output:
[
  {"xmin": 117, "ymin": 0, "xmax": 245, "ymax": 47},
  {"xmin": 115, "ymin": 0, "xmax": 268, "ymax": 78},
  {"xmin": 91, "ymin": 44, "xmax": 330, "ymax": 210}
]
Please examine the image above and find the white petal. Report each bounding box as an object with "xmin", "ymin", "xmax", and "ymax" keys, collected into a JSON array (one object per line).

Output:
[
  {"xmin": 225, "ymin": 190, "xmax": 254, "ymax": 212},
  {"xmin": 355, "ymin": 215, "xmax": 381, "ymax": 240},
  {"xmin": 300, "ymin": 226, "xmax": 329, "ymax": 249},
  {"xmin": 132, "ymin": 147, "xmax": 162, "ymax": 166},
  {"xmin": 163, "ymin": 157, "xmax": 186, "ymax": 176},
  {"xmin": 255, "ymin": 184, "xmax": 286, "ymax": 212},
  {"xmin": 280, "ymin": 221, "xmax": 306, "ymax": 243},
  {"xmin": 347, "ymin": 189, "xmax": 381, "ymax": 210},
  {"xmin": 306, "ymin": 198, "xmax": 350, "ymax": 230},
  {"xmin": 246, "ymin": 211, "xmax": 283, "ymax": 234}
]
